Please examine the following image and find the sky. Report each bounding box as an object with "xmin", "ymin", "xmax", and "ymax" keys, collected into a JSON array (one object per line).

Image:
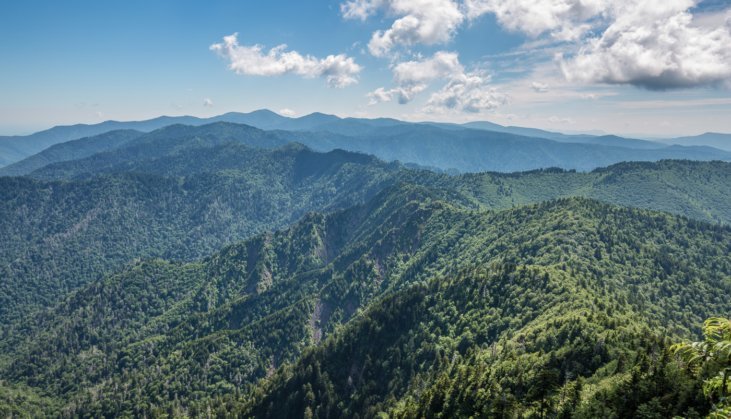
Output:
[{"xmin": 1, "ymin": 0, "xmax": 730, "ymax": 137}]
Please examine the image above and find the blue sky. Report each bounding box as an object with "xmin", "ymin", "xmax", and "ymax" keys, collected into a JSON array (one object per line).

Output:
[{"xmin": 1, "ymin": 0, "xmax": 730, "ymax": 137}]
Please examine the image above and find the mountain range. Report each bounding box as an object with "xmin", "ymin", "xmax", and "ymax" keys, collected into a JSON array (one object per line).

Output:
[
  {"xmin": 2, "ymin": 110, "xmax": 730, "ymax": 174},
  {"xmin": 0, "ymin": 113, "xmax": 730, "ymax": 417}
]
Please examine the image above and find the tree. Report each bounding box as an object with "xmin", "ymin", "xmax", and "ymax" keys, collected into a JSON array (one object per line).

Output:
[{"xmin": 672, "ymin": 317, "xmax": 731, "ymax": 418}]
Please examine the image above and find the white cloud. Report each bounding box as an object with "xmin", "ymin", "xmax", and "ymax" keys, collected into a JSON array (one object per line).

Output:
[
  {"xmin": 461, "ymin": 0, "xmax": 731, "ymax": 89},
  {"xmin": 341, "ymin": 0, "xmax": 384, "ymax": 20},
  {"xmin": 210, "ymin": 33, "xmax": 362, "ymax": 88},
  {"xmin": 531, "ymin": 81, "xmax": 550, "ymax": 92},
  {"xmin": 369, "ymin": 51, "xmax": 506, "ymax": 113},
  {"xmin": 369, "ymin": 51, "xmax": 463, "ymax": 104},
  {"xmin": 392, "ymin": 51, "xmax": 463, "ymax": 84},
  {"xmin": 203, "ymin": 98, "xmax": 214, "ymax": 107},
  {"xmin": 342, "ymin": 0, "xmax": 464, "ymax": 57},
  {"xmin": 343, "ymin": 0, "xmax": 731, "ymax": 91},
  {"xmin": 464, "ymin": 0, "xmax": 606, "ymax": 40},
  {"xmin": 560, "ymin": 2, "xmax": 731, "ymax": 89},
  {"xmin": 279, "ymin": 108, "xmax": 296, "ymax": 117},
  {"xmin": 425, "ymin": 72, "xmax": 507, "ymax": 113},
  {"xmin": 367, "ymin": 86, "xmax": 427, "ymax": 104}
]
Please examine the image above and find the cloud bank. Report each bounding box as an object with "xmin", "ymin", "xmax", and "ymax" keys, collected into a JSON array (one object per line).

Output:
[
  {"xmin": 344, "ymin": 0, "xmax": 731, "ymax": 91},
  {"xmin": 560, "ymin": 2, "xmax": 731, "ymax": 89}
]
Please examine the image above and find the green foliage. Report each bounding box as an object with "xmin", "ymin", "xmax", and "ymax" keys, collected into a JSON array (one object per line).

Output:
[
  {"xmin": 0, "ymin": 381, "xmax": 58, "ymax": 418},
  {"xmin": 673, "ymin": 317, "xmax": 731, "ymax": 417}
]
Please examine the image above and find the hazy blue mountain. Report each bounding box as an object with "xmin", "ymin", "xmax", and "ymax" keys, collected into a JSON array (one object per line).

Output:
[
  {"xmin": 4, "ymin": 110, "xmax": 722, "ymax": 170},
  {"xmin": 0, "ymin": 116, "xmax": 201, "ymax": 166},
  {"xmin": 0, "ymin": 111, "xmax": 292, "ymax": 167},
  {"xmin": 0, "ymin": 130, "xmax": 143, "ymax": 177},
  {"xmin": 22, "ymin": 123, "xmax": 731, "ymax": 224},
  {"xmin": 275, "ymin": 111, "xmax": 342, "ymax": 130},
  {"xmin": 660, "ymin": 132, "xmax": 731, "ymax": 151},
  {"xmin": 13, "ymin": 120, "xmax": 731, "ymax": 177},
  {"xmin": 27, "ymin": 122, "xmax": 288, "ymax": 179},
  {"xmin": 282, "ymin": 123, "xmax": 730, "ymax": 172},
  {"xmin": 207, "ymin": 109, "xmax": 290, "ymax": 129},
  {"xmin": 462, "ymin": 121, "xmax": 665, "ymax": 149}
]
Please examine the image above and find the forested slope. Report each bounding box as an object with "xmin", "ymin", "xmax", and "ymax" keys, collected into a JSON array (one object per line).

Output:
[
  {"xmin": 3, "ymin": 187, "xmax": 729, "ymax": 416},
  {"xmin": 0, "ymin": 143, "xmax": 400, "ymax": 324}
]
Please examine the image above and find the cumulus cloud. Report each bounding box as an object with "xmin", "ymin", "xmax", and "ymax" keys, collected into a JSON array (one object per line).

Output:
[
  {"xmin": 210, "ymin": 33, "xmax": 362, "ymax": 88},
  {"xmin": 342, "ymin": 0, "xmax": 464, "ymax": 56},
  {"xmin": 342, "ymin": 0, "xmax": 731, "ymax": 91},
  {"xmin": 531, "ymin": 81, "xmax": 550, "ymax": 92},
  {"xmin": 560, "ymin": 1, "xmax": 731, "ymax": 89},
  {"xmin": 425, "ymin": 72, "xmax": 507, "ymax": 113},
  {"xmin": 203, "ymin": 98, "xmax": 214, "ymax": 107},
  {"xmin": 367, "ymin": 86, "xmax": 428, "ymax": 104},
  {"xmin": 462, "ymin": 0, "xmax": 731, "ymax": 89},
  {"xmin": 464, "ymin": 0, "xmax": 606, "ymax": 40},
  {"xmin": 279, "ymin": 108, "xmax": 296, "ymax": 117},
  {"xmin": 341, "ymin": 0, "xmax": 384, "ymax": 20},
  {"xmin": 392, "ymin": 51, "xmax": 463, "ymax": 84},
  {"xmin": 368, "ymin": 51, "xmax": 463, "ymax": 104},
  {"xmin": 369, "ymin": 51, "xmax": 506, "ymax": 113}
]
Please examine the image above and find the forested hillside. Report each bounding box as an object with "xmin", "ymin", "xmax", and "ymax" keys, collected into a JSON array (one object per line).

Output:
[
  {"xmin": 2, "ymin": 184, "xmax": 729, "ymax": 416},
  {"xmin": 1, "ymin": 126, "xmax": 730, "ymax": 329},
  {"xmin": 0, "ymin": 142, "xmax": 400, "ymax": 325}
]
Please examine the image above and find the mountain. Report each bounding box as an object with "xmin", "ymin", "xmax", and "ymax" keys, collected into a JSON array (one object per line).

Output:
[
  {"xmin": 0, "ymin": 129, "xmax": 143, "ymax": 177},
  {"xmin": 0, "ymin": 138, "xmax": 402, "ymax": 324},
  {"xmin": 448, "ymin": 160, "xmax": 731, "ymax": 224},
  {"xmin": 0, "ymin": 110, "xmax": 337, "ymax": 167},
  {"xmin": 460, "ymin": 121, "xmax": 665, "ymax": 149},
  {"xmin": 27, "ymin": 122, "xmax": 290, "ymax": 179},
  {"xmin": 3, "ymin": 111, "xmax": 729, "ymax": 173},
  {"xmin": 660, "ymin": 132, "xmax": 731, "ymax": 151},
  {"xmin": 207, "ymin": 109, "xmax": 290, "ymax": 129},
  {"xmin": 2, "ymin": 184, "xmax": 728, "ymax": 417},
  {"xmin": 2, "ymin": 121, "xmax": 729, "ymax": 325},
  {"xmin": 0, "ymin": 116, "xmax": 200, "ymax": 166},
  {"xmin": 1, "ymin": 119, "xmax": 730, "ymax": 416},
  {"xmin": 284, "ymin": 123, "xmax": 731, "ymax": 173}
]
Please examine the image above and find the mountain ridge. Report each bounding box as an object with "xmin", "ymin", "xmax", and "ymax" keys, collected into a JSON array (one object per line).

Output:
[{"xmin": 3, "ymin": 110, "xmax": 729, "ymax": 172}]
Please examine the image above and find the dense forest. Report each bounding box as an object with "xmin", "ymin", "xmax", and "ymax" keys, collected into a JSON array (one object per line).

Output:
[
  {"xmin": 2, "ymin": 124, "xmax": 730, "ymax": 327},
  {"xmin": 1, "ymin": 122, "xmax": 730, "ymax": 417},
  {"xmin": 2, "ymin": 189, "xmax": 730, "ymax": 416}
]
